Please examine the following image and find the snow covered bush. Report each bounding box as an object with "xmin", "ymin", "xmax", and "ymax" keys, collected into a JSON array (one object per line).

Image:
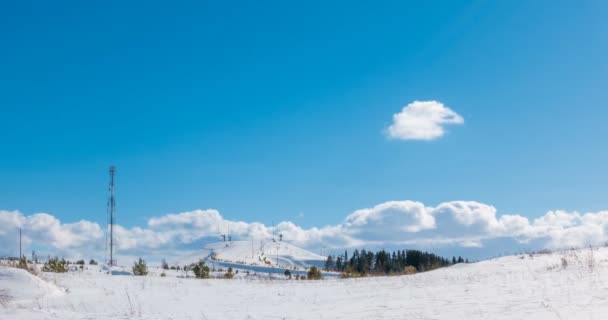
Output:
[{"xmin": 132, "ymin": 258, "xmax": 148, "ymax": 276}]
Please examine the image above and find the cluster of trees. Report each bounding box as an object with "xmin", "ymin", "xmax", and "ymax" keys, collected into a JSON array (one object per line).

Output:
[{"xmin": 324, "ymin": 249, "xmax": 467, "ymax": 276}]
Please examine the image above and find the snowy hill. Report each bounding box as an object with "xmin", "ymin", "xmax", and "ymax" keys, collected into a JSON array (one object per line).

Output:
[
  {"xmin": 176, "ymin": 240, "xmax": 327, "ymax": 269},
  {"xmin": 2, "ymin": 246, "xmax": 608, "ymax": 319}
]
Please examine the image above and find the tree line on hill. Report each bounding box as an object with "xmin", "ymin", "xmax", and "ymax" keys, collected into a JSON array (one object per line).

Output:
[{"xmin": 324, "ymin": 249, "xmax": 468, "ymax": 276}]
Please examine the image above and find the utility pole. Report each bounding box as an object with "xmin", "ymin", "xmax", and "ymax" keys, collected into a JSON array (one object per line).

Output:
[{"xmin": 108, "ymin": 166, "xmax": 116, "ymax": 266}]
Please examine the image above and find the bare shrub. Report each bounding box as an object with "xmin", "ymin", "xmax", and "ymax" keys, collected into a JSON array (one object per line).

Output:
[
  {"xmin": 0, "ymin": 289, "xmax": 12, "ymax": 308},
  {"xmin": 586, "ymin": 247, "xmax": 595, "ymax": 272},
  {"xmin": 403, "ymin": 266, "xmax": 417, "ymax": 274}
]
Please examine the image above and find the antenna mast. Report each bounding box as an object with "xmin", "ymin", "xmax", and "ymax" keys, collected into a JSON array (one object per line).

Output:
[{"xmin": 107, "ymin": 166, "xmax": 116, "ymax": 266}]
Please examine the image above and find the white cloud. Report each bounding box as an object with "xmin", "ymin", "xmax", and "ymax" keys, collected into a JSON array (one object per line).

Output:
[
  {"xmin": 387, "ymin": 100, "xmax": 464, "ymax": 140},
  {"xmin": 3, "ymin": 202, "xmax": 608, "ymax": 261}
]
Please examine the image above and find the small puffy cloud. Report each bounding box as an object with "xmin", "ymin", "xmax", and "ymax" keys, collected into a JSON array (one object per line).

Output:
[{"xmin": 387, "ymin": 100, "xmax": 464, "ymax": 140}]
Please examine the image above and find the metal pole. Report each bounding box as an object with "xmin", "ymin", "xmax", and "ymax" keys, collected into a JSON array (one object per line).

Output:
[{"xmin": 109, "ymin": 166, "xmax": 116, "ymax": 266}]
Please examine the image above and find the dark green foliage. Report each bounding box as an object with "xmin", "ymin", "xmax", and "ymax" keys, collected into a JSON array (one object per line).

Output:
[
  {"xmin": 43, "ymin": 257, "xmax": 68, "ymax": 273},
  {"xmin": 161, "ymin": 258, "xmax": 169, "ymax": 270},
  {"xmin": 224, "ymin": 267, "xmax": 234, "ymax": 279},
  {"xmin": 327, "ymin": 249, "xmax": 455, "ymax": 276},
  {"xmin": 89, "ymin": 259, "xmax": 98, "ymax": 265},
  {"xmin": 324, "ymin": 255, "xmax": 335, "ymax": 271},
  {"xmin": 307, "ymin": 266, "xmax": 322, "ymax": 280},
  {"xmin": 191, "ymin": 260, "xmax": 210, "ymax": 279},
  {"xmin": 284, "ymin": 269, "xmax": 292, "ymax": 279},
  {"xmin": 132, "ymin": 258, "xmax": 148, "ymax": 276},
  {"xmin": 75, "ymin": 260, "xmax": 85, "ymax": 265}
]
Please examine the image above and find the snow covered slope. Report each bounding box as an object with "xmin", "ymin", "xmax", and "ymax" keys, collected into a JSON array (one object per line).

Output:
[
  {"xmin": 177, "ymin": 240, "xmax": 327, "ymax": 268},
  {"xmin": 0, "ymin": 266, "xmax": 63, "ymax": 306},
  {"xmin": 2, "ymin": 247, "xmax": 608, "ymax": 319}
]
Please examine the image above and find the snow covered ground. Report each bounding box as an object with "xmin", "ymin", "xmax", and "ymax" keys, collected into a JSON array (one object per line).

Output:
[{"xmin": 2, "ymin": 247, "xmax": 608, "ymax": 319}]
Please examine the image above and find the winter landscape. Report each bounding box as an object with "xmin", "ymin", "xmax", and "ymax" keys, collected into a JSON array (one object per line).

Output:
[
  {"xmin": 2, "ymin": 245, "xmax": 608, "ymax": 319},
  {"xmin": 2, "ymin": 1, "xmax": 608, "ymax": 319}
]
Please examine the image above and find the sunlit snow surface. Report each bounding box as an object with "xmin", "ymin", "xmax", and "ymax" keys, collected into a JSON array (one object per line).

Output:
[{"xmin": 2, "ymin": 247, "xmax": 608, "ymax": 319}]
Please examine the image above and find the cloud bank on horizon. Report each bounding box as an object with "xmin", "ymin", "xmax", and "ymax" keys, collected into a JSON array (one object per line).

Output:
[
  {"xmin": 387, "ymin": 100, "xmax": 464, "ymax": 140},
  {"xmin": 2, "ymin": 200, "xmax": 608, "ymax": 261}
]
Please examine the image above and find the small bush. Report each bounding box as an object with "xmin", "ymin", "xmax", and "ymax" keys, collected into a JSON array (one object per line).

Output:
[
  {"xmin": 75, "ymin": 260, "xmax": 85, "ymax": 265},
  {"xmin": 307, "ymin": 266, "xmax": 322, "ymax": 280},
  {"xmin": 132, "ymin": 258, "xmax": 148, "ymax": 276},
  {"xmin": 89, "ymin": 259, "xmax": 98, "ymax": 265},
  {"xmin": 284, "ymin": 269, "xmax": 292, "ymax": 279},
  {"xmin": 223, "ymin": 267, "xmax": 234, "ymax": 279},
  {"xmin": 17, "ymin": 256, "xmax": 28, "ymax": 270},
  {"xmin": 340, "ymin": 265, "xmax": 363, "ymax": 278},
  {"xmin": 43, "ymin": 257, "xmax": 68, "ymax": 273},
  {"xmin": 160, "ymin": 272, "xmax": 166, "ymax": 277},
  {"xmin": 403, "ymin": 266, "xmax": 417, "ymax": 274},
  {"xmin": 192, "ymin": 260, "xmax": 210, "ymax": 279}
]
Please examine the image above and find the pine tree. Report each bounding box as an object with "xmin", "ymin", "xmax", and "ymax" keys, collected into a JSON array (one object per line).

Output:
[
  {"xmin": 324, "ymin": 255, "xmax": 335, "ymax": 271},
  {"xmin": 335, "ymin": 256, "xmax": 343, "ymax": 271},
  {"xmin": 192, "ymin": 260, "xmax": 210, "ymax": 279},
  {"xmin": 132, "ymin": 258, "xmax": 148, "ymax": 276}
]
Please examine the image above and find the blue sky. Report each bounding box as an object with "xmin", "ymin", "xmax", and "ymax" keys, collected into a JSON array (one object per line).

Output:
[{"xmin": 1, "ymin": 1, "xmax": 608, "ymax": 259}]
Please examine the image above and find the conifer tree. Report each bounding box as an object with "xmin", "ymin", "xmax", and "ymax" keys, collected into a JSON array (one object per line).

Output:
[{"xmin": 132, "ymin": 258, "xmax": 148, "ymax": 276}]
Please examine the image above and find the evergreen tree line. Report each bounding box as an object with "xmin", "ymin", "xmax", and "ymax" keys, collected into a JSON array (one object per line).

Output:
[{"xmin": 324, "ymin": 249, "xmax": 468, "ymax": 276}]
